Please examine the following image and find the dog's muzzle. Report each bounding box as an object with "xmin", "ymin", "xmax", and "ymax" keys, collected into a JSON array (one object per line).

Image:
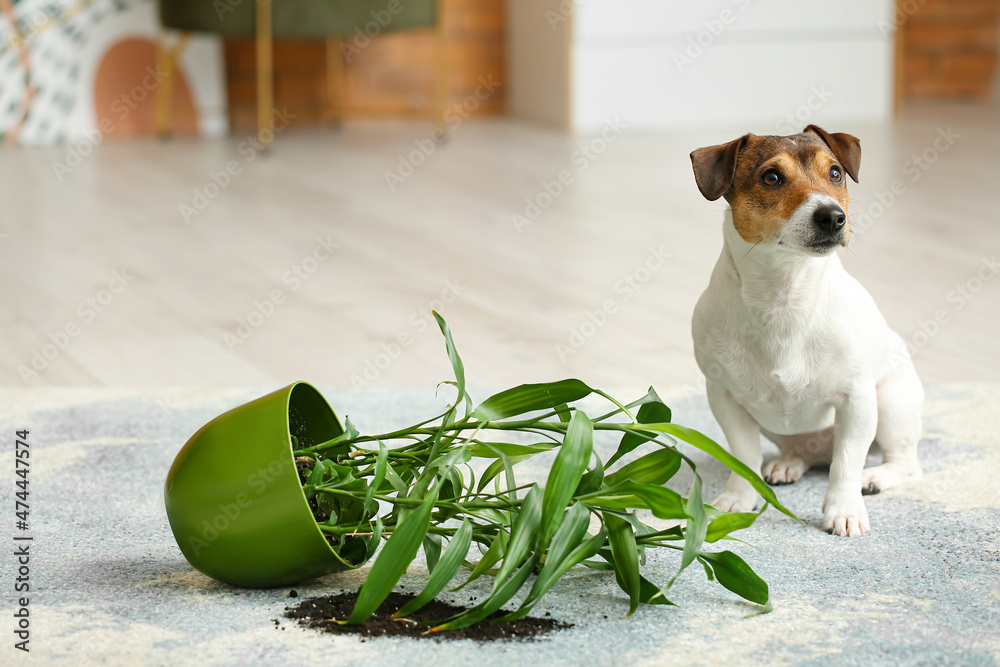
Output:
[{"xmin": 809, "ymin": 203, "xmax": 848, "ymax": 252}]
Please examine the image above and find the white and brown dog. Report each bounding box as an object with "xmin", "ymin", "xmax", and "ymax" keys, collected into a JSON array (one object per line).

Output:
[{"xmin": 690, "ymin": 126, "xmax": 923, "ymax": 537}]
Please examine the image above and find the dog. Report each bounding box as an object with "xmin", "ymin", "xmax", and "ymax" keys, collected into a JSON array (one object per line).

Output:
[{"xmin": 689, "ymin": 125, "xmax": 923, "ymax": 537}]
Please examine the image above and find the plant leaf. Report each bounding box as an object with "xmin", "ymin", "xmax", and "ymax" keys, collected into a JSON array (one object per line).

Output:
[
  {"xmin": 604, "ymin": 446, "xmax": 682, "ymax": 487},
  {"xmin": 469, "ymin": 442, "xmax": 556, "ymax": 459},
  {"xmin": 680, "ymin": 474, "xmax": 708, "ymax": 578},
  {"xmin": 453, "ymin": 528, "xmax": 508, "ymax": 590},
  {"xmin": 638, "ymin": 574, "xmax": 677, "ymax": 606},
  {"xmin": 554, "ymin": 403, "xmax": 572, "ymax": 424},
  {"xmin": 363, "ymin": 515, "xmax": 384, "ymax": 563},
  {"xmin": 541, "ymin": 411, "xmax": 594, "ymax": 546},
  {"xmin": 624, "ymin": 422, "xmax": 798, "ymax": 520},
  {"xmin": 382, "ymin": 460, "xmax": 407, "ymax": 492},
  {"xmin": 574, "ymin": 455, "xmax": 604, "ymax": 497},
  {"xmin": 346, "ymin": 486, "xmax": 439, "ymax": 624},
  {"xmin": 430, "ymin": 558, "xmax": 536, "ymax": 632},
  {"xmin": 604, "ymin": 512, "xmax": 641, "ymax": 616},
  {"xmin": 579, "ymin": 481, "xmax": 687, "ymax": 520},
  {"xmin": 598, "ymin": 547, "xmax": 677, "ymax": 608},
  {"xmin": 495, "ymin": 523, "xmax": 607, "ymax": 622},
  {"xmin": 304, "ymin": 459, "xmax": 326, "ymax": 499},
  {"xmin": 623, "ymin": 481, "xmax": 688, "ymax": 520},
  {"xmin": 473, "ymin": 379, "xmax": 593, "ymax": 422},
  {"xmin": 606, "ymin": 400, "xmax": 673, "ymax": 467},
  {"xmin": 427, "ymin": 446, "xmax": 472, "ymax": 471},
  {"xmin": 423, "ymin": 533, "xmax": 442, "ymax": 573},
  {"xmin": 432, "ymin": 311, "xmax": 468, "ymax": 403},
  {"xmin": 317, "ymin": 490, "xmax": 338, "ymax": 515},
  {"xmin": 493, "ymin": 485, "xmax": 543, "ymax": 592},
  {"xmin": 545, "ymin": 502, "xmax": 591, "ymax": 567},
  {"xmin": 699, "ymin": 550, "xmax": 769, "ymax": 605},
  {"xmin": 476, "ymin": 443, "xmax": 521, "ymax": 500},
  {"xmin": 705, "ymin": 506, "xmax": 764, "ymax": 543},
  {"xmin": 363, "ymin": 442, "xmax": 389, "ymax": 515},
  {"xmin": 460, "ymin": 507, "xmax": 507, "ymax": 525},
  {"xmin": 393, "ymin": 520, "xmax": 473, "ymax": 618}
]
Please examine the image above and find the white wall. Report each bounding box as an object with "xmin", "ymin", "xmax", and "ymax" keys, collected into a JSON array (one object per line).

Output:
[{"xmin": 508, "ymin": 0, "xmax": 896, "ymax": 134}]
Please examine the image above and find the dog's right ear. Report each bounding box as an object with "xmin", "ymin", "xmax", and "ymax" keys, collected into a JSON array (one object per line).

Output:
[{"xmin": 690, "ymin": 135, "xmax": 746, "ymax": 201}]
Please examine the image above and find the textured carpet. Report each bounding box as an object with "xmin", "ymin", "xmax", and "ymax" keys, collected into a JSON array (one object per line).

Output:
[{"xmin": 1, "ymin": 384, "xmax": 998, "ymax": 666}]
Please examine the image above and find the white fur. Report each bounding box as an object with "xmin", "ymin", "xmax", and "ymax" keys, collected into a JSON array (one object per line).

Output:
[{"xmin": 692, "ymin": 206, "xmax": 923, "ymax": 537}]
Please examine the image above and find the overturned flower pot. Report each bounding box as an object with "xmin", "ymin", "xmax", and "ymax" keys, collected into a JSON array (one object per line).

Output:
[
  {"xmin": 164, "ymin": 382, "xmax": 364, "ymax": 588},
  {"xmin": 165, "ymin": 313, "xmax": 794, "ymax": 627}
]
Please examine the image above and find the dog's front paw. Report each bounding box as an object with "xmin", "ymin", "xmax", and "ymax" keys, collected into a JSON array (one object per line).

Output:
[
  {"xmin": 711, "ymin": 490, "xmax": 760, "ymax": 513},
  {"xmin": 763, "ymin": 457, "xmax": 808, "ymax": 485},
  {"xmin": 821, "ymin": 494, "xmax": 870, "ymax": 537}
]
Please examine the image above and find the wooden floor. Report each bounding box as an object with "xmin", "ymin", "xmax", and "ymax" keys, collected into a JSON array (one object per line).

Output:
[{"xmin": 3, "ymin": 103, "xmax": 998, "ymax": 392}]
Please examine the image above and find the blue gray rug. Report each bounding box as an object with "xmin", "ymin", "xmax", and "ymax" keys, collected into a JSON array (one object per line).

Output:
[{"xmin": 1, "ymin": 384, "xmax": 997, "ymax": 666}]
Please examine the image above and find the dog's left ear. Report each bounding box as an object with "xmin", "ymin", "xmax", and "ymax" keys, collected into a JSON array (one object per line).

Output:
[
  {"xmin": 804, "ymin": 125, "xmax": 861, "ymax": 182},
  {"xmin": 690, "ymin": 135, "xmax": 747, "ymax": 201}
]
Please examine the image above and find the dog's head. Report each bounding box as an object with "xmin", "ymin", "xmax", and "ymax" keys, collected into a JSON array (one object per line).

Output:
[{"xmin": 690, "ymin": 126, "xmax": 861, "ymax": 256}]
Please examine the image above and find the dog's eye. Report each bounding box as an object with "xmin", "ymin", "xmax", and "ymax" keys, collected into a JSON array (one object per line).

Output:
[
  {"xmin": 829, "ymin": 166, "xmax": 843, "ymax": 183},
  {"xmin": 761, "ymin": 170, "xmax": 783, "ymax": 187}
]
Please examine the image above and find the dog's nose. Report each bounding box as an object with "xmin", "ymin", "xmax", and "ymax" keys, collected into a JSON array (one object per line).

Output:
[{"xmin": 812, "ymin": 204, "xmax": 847, "ymax": 235}]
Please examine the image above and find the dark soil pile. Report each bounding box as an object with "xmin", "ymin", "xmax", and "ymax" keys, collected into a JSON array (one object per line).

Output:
[{"xmin": 281, "ymin": 589, "xmax": 572, "ymax": 642}]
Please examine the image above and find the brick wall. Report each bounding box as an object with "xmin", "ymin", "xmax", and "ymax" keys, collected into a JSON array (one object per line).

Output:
[
  {"xmin": 224, "ymin": 0, "xmax": 504, "ymax": 129},
  {"xmin": 899, "ymin": 0, "xmax": 1000, "ymax": 100}
]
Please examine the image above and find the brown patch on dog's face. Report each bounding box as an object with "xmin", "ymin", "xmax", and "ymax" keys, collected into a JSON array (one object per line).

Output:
[{"xmin": 723, "ymin": 133, "xmax": 852, "ymax": 245}]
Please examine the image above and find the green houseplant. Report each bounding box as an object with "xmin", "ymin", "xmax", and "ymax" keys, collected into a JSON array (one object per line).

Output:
[{"xmin": 165, "ymin": 314, "xmax": 795, "ymax": 628}]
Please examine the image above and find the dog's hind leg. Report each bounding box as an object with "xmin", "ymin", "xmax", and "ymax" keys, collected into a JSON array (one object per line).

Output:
[
  {"xmin": 761, "ymin": 427, "xmax": 834, "ymax": 485},
  {"xmin": 863, "ymin": 358, "xmax": 924, "ymax": 495}
]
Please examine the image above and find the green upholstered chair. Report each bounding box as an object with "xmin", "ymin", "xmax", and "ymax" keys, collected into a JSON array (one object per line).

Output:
[{"xmin": 155, "ymin": 0, "xmax": 445, "ymax": 149}]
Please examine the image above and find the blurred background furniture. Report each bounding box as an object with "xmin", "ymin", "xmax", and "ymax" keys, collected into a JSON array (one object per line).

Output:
[
  {"xmin": 0, "ymin": 1, "xmax": 992, "ymax": 146},
  {"xmin": 509, "ymin": 0, "xmax": 898, "ymax": 131},
  {"xmin": 156, "ymin": 0, "xmax": 446, "ymax": 149}
]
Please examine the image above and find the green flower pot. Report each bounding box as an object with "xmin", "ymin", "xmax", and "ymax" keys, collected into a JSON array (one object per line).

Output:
[{"xmin": 164, "ymin": 382, "xmax": 358, "ymax": 588}]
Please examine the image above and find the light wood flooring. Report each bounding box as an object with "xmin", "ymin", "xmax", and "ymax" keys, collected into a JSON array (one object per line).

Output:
[{"xmin": 2, "ymin": 103, "xmax": 998, "ymax": 392}]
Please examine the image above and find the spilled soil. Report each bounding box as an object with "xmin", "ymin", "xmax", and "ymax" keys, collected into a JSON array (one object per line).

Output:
[{"xmin": 280, "ymin": 589, "xmax": 572, "ymax": 642}]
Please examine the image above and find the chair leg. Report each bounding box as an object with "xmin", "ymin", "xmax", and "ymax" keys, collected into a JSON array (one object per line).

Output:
[
  {"xmin": 155, "ymin": 31, "xmax": 174, "ymax": 139},
  {"xmin": 433, "ymin": 0, "xmax": 448, "ymax": 141},
  {"xmin": 155, "ymin": 32, "xmax": 191, "ymax": 139},
  {"xmin": 256, "ymin": 0, "xmax": 274, "ymax": 151},
  {"xmin": 325, "ymin": 37, "xmax": 344, "ymax": 127},
  {"xmin": 893, "ymin": 8, "xmax": 904, "ymax": 117}
]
